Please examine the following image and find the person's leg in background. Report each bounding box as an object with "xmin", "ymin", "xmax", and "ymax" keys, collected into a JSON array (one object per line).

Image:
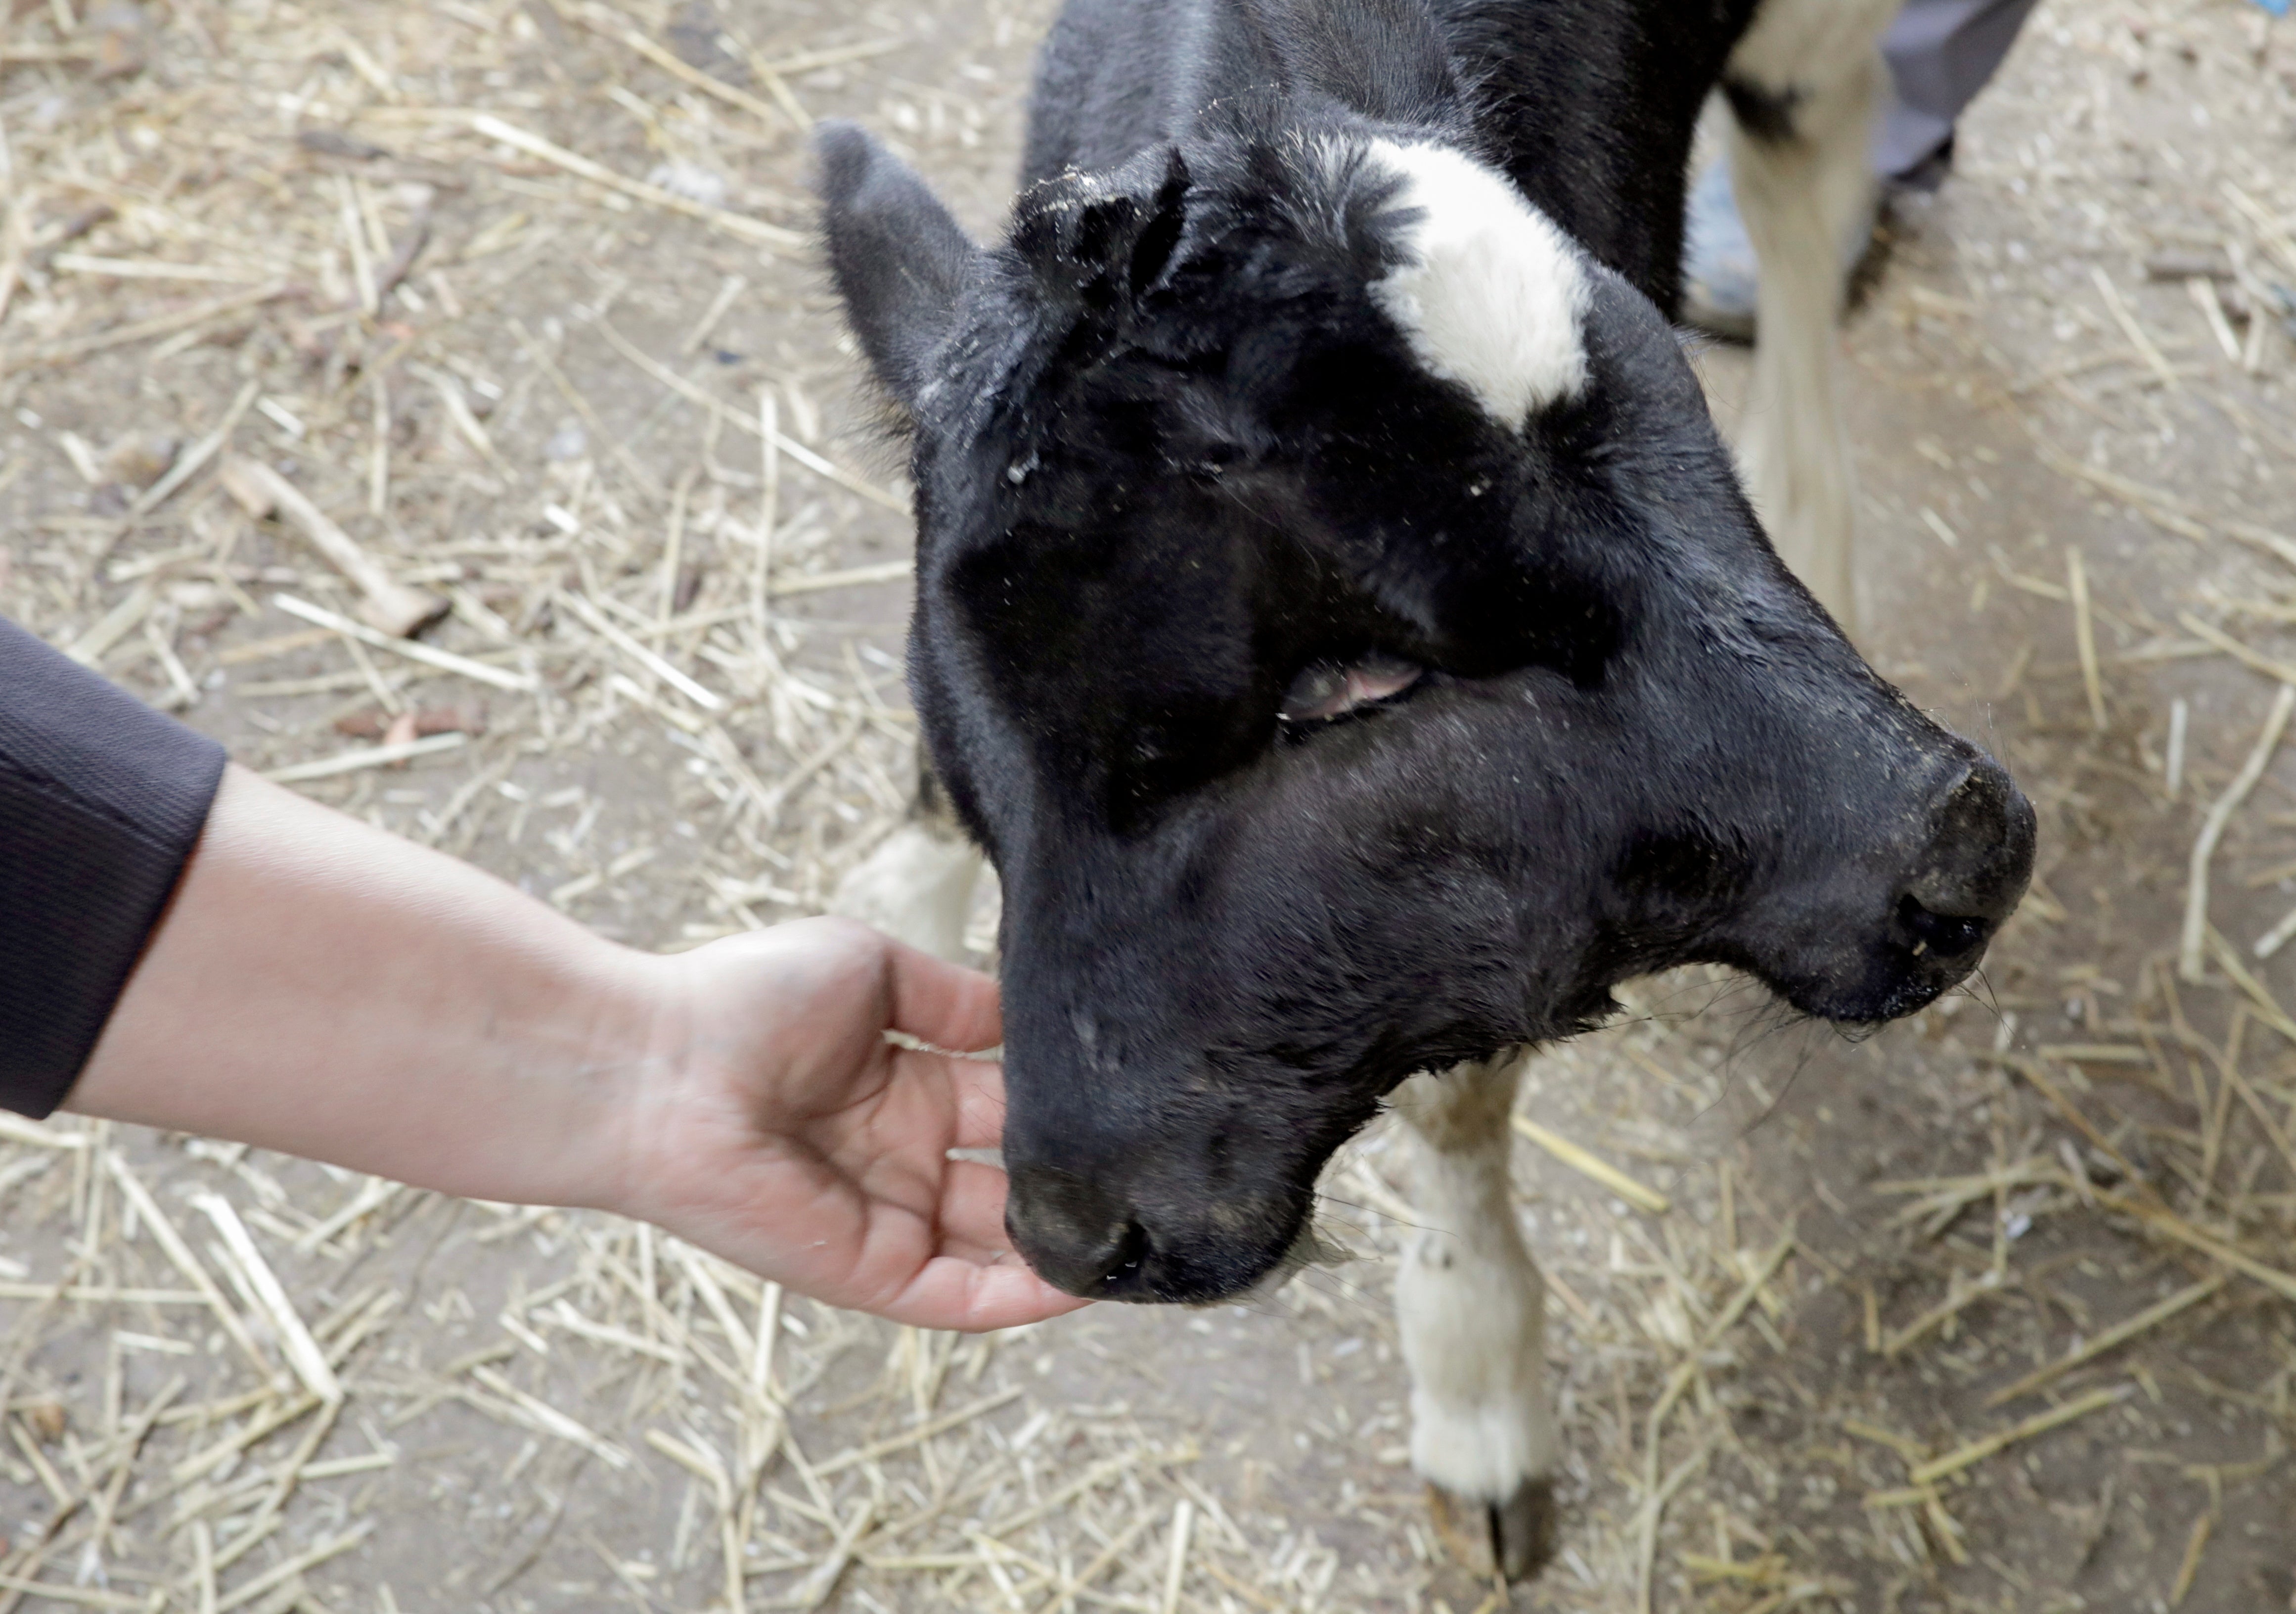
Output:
[
  {"xmin": 1683, "ymin": 0, "xmax": 2044, "ymax": 339},
  {"xmin": 1872, "ymin": 0, "xmax": 2045, "ymax": 186}
]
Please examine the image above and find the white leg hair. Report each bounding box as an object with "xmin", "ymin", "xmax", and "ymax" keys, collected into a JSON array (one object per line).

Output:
[
  {"xmin": 1391, "ymin": 1053, "xmax": 1555, "ymax": 1533},
  {"xmin": 828, "ymin": 820, "xmax": 986, "ymax": 964},
  {"xmin": 1724, "ymin": 0, "xmax": 1898, "ymax": 635}
]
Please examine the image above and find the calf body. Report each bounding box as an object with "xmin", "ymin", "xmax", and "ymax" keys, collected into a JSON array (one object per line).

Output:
[{"xmin": 820, "ymin": 0, "xmax": 2032, "ymax": 1577}]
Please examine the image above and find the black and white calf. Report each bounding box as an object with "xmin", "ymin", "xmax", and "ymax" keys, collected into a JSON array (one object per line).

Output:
[{"xmin": 816, "ymin": 0, "xmax": 2032, "ymax": 1577}]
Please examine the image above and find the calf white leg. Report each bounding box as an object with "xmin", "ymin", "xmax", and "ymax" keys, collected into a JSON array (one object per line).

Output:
[
  {"xmin": 1724, "ymin": 0, "xmax": 1898, "ymax": 635},
  {"xmin": 828, "ymin": 809, "xmax": 985, "ymax": 964},
  {"xmin": 1391, "ymin": 1052, "xmax": 1555, "ymax": 1580}
]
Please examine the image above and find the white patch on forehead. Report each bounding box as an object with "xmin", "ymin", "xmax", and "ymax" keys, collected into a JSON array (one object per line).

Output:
[{"xmin": 1360, "ymin": 139, "xmax": 1590, "ymax": 427}]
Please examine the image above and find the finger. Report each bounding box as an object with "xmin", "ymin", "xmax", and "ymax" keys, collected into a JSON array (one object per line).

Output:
[
  {"xmin": 883, "ymin": 938, "xmax": 1002, "ymax": 1053},
  {"xmin": 934, "ymin": 1229, "xmax": 1025, "ymax": 1267},
  {"xmin": 876, "ymin": 1252, "xmax": 1091, "ymax": 1332},
  {"xmin": 936, "ymin": 1159, "xmax": 1019, "ymax": 1251},
  {"xmin": 943, "ymin": 1060, "xmax": 1008, "ymax": 1150}
]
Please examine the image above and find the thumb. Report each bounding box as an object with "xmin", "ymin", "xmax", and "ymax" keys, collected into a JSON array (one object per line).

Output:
[{"xmin": 881, "ymin": 933, "xmax": 1002, "ymax": 1053}]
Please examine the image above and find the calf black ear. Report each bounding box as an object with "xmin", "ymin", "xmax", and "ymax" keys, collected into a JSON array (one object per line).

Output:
[
  {"xmin": 1011, "ymin": 147, "xmax": 1192, "ymax": 330},
  {"xmin": 814, "ymin": 120, "xmax": 979, "ymax": 410}
]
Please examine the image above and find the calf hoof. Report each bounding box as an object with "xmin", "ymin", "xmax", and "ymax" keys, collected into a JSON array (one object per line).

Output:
[{"xmin": 1426, "ymin": 1476, "xmax": 1556, "ymax": 1582}]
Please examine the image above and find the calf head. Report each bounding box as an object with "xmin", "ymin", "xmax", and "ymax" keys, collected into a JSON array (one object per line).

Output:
[{"xmin": 817, "ymin": 118, "xmax": 2033, "ymax": 1302}]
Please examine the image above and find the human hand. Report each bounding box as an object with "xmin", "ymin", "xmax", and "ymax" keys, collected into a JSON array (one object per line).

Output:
[{"xmin": 610, "ymin": 917, "xmax": 1088, "ymax": 1332}]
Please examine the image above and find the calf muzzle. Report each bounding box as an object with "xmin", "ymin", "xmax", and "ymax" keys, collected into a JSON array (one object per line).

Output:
[
  {"xmin": 1857, "ymin": 753, "xmax": 2035, "ymax": 1017},
  {"xmin": 1004, "ymin": 1160, "xmax": 1303, "ymax": 1301}
]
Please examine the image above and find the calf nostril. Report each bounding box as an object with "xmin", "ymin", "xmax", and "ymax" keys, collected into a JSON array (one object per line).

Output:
[
  {"xmin": 1897, "ymin": 892, "xmax": 1988, "ymax": 960},
  {"xmin": 1046, "ymin": 1214, "xmax": 1150, "ymax": 1295},
  {"xmin": 1101, "ymin": 1218, "xmax": 1150, "ymax": 1288},
  {"xmin": 1005, "ymin": 1165, "xmax": 1155, "ymax": 1296},
  {"xmin": 1906, "ymin": 759, "xmax": 2037, "ymax": 926}
]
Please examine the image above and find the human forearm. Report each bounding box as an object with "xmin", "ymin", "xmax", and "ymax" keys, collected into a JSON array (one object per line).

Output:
[
  {"xmin": 65, "ymin": 765, "xmax": 1080, "ymax": 1330},
  {"xmin": 68, "ymin": 765, "xmax": 660, "ymax": 1208}
]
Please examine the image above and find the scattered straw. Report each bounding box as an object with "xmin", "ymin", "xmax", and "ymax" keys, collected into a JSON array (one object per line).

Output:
[
  {"xmin": 2066, "ymin": 546, "xmax": 2105, "ymax": 731},
  {"xmin": 262, "ymin": 733, "xmax": 469, "ymax": 784},
  {"xmin": 1984, "ymin": 1275, "xmax": 2228, "ymax": 1408},
  {"xmin": 191, "ymin": 1194, "xmax": 341, "ymax": 1404},
  {"xmin": 221, "ymin": 457, "xmax": 441, "ymax": 636},
  {"xmin": 2178, "ymin": 611, "xmax": 2296, "ymax": 686},
  {"xmin": 270, "ymin": 594, "xmax": 538, "ymax": 693},
  {"xmin": 1907, "ymin": 1385, "xmax": 2133, "ymax": 1486},
  {"xmin": 2088, "ymin": 265, "xmax": 2182, "ymax": 392},
  {"xmin": 103, "ymin": 1157, "xmax": 272, "ymax": 1383},
  {"xmin": 2110, "ymin": 1194, "xmax": 2296, "ymax": 1305},
  {"xmin": 2179, "ymin": 682, "xmax": 2296, "ymax": 981},
  {"xmin": 770, "ymin": 559, "xmax": 912, "ymax": 598},
  {"xmin": 560, "ymin": 589, "xmax": 727, "ymax": 712},
  {"xmin": 1, "ymin": 283, "xmax": 294, "ymax": 368},
  {"xmin": 471, "ymin": 114, "xmax": 803, "ymax": 247},
  {"xmin": 2168, "ymin": 1509, "xmax": 2212, "ymax": 1608},
  {"xmin": 1159, "ymin": 1498, "xmax": 1194, "ymax": 1614},
  {"xmin": 0, "ymin": 1116, "xmax": 88, "ymax": 1152},
  {"xmin": 467, "ymin": 1364, "xmax": 632, "ymax": 1470},
  {"xmin": 125, "ymin": 379, "xmax": 262, "ymax": 527},
  {"xmin": 1511, "ymin": 1115, "xmax": 1671, "ymax": 1214},
  {"xmin": 1882, "ymin": 1267, "xmax": 2006, "ymax": 1358},
  {"xmin": 590, "ymin": 316, "xmax": 909, "ymax": 511},
  {"xmin": 211, "ymin": 1522, "xmax": 374, "ymax": 1614},
  {"xmin": 580, "ymin": 15, "xmax": 796, "ymax": 131},
  {"xmin": 810, "ymin": 1386, "xmax": 1023, "ymax": 1476},
  {"xmin": 2251, "ymin": 900, "xmax": 2296, "ymax": 959}
]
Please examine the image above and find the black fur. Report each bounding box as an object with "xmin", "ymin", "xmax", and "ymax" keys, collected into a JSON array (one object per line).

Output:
[
  {"xmin": 816, "ymin": 0, "xmax": 2034, "ymax": 1302},
  {"xmin": 813, "ymin": 120, "xmax": 980, "ymax": 409}
]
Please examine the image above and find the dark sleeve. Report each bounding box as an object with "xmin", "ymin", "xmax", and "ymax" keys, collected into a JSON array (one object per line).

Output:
[{"xmin": 0, "ymin": 614, "xmax": 226, "ymax": 1118}]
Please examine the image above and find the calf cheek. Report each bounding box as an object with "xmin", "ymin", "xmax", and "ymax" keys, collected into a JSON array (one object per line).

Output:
[{"xmin": 1220, "ymin": 872, "xmax": 1533, "ymax": 1087}]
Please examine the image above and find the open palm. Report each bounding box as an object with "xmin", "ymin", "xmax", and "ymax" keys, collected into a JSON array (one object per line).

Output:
[{"xmin": 618, "ymin": 917, "xmax": 1086, "ymax": 1332}]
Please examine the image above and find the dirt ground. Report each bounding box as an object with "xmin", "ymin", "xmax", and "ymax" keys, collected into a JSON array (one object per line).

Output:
[{"xmin": 1, "ymin": 0, "xmax": 2294, "ymax": 1610}]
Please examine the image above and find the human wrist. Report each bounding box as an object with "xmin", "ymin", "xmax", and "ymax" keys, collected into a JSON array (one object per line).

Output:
[
  {"xmin": 574, "ymin": 922, "xmax": 878, "ymax": 1245},
  {"xmin": 542, "ymin": 937, "xmax": 691, "ymax": 1220}
]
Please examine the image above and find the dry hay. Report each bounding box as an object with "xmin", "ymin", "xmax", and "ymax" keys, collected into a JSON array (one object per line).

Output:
[{"xmin": 0, "ymin": 0, "xmax": 2294, "ymax": 1610}]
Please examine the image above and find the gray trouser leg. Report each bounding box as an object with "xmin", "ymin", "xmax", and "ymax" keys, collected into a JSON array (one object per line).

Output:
[{"xmin": 1872, "ymin": 0, "xmax": 2041, "ymax": 179}]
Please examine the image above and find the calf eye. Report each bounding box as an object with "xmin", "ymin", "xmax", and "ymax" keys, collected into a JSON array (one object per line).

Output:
[{"xmin": 1279, "ymin": 653, "xmax": 1423, "ymax": 724}]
